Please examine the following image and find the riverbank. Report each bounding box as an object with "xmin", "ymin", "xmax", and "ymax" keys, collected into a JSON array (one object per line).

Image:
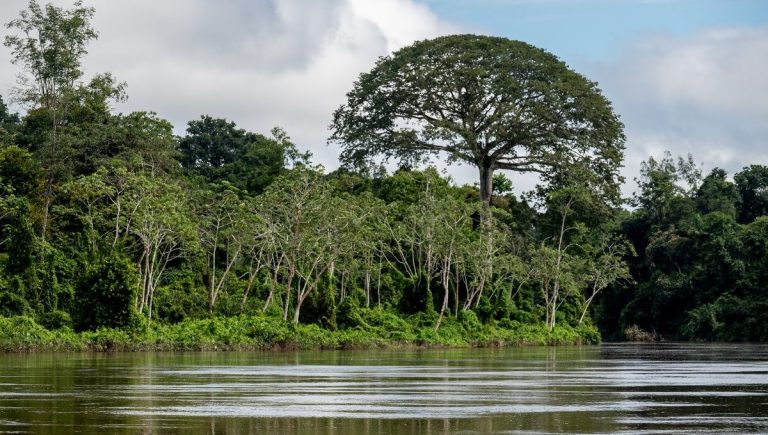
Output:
[{"xmin": 0, "ymin": 311, "xmax": 600, "ymax": 352}]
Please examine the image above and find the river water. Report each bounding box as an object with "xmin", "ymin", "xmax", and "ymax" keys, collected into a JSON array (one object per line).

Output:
[{"xmin": 0, "ymin": 344, "xmax": 766, "ymax": 434}]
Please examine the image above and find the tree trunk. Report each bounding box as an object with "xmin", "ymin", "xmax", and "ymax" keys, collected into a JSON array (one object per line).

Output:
[
  {"xmin": 435, "ymin": 263, "xmax": 451, "ymax": 331},
  {"xmin": 283, "ymin": 267, "xmax": 295, "ymax": 321},
  {"xmin": 293, "ymin": 296, "xmax": 304, "ymax": 324},
  {"xmin": 364, "ymin": 269, "xmax": 371, "ymax": 308},
  {"xmin": 478, "ymin": 164, "xmax": 493, "ymax": 207},
  {"xmin": 474, "ymin": 164, "xmax": 494, "ymax": 231}
]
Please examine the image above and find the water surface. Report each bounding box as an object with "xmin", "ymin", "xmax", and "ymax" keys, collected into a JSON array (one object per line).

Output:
[{"xmin": 1, "ymin": 344, "xmax": 767, "ymax": 433}]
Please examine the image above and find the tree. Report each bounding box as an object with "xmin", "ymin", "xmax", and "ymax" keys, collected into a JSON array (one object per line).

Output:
[
  {"xmin": 73, "ymin": 250, "xmax": 139, "ymax": 331},
  {"xmin": 578, "ymin": 232, "xmax": 633, "ymax": 325},
  {"xmin": 258, "ymin": 168, "xmax": 351, "ymax": 323},
  {"xmin": 633, "ymin": 152, "xmax": 700, "ymax": 226},
  {"xmin": 4, "ymin": 0, "xmax": 103, "ymax": 243},
  {"xmin": 179, "ymin": 116, "xmax": 306, "ymax": 194},
  {"xmin": 130, "ymin": 176, "xmax": 195, "ymax": 324},
  {"xmin": 696, "ymin": 168, "xmax": 739, "ymax": 218},
  {"xmin": 532, "ymin": 190, "xmax": 582, "ymax": 331},
  {"xmin": 330, "ymin": 34, "xmax": 625, "ymax": 206},
  {"xmin": 180, "ymin": 116, "xmax": 251, "ymax": 172},
  {"xmin": 4, "ymin": 0, "xmax": 96, "ymax": 110},
  {"xmin": 194, "ymin": 187, "xmax": 249, "ymax": 312},
  {"xmin": 384, "ymin": 176, "xmax": 452, "ymax": 314},
  {"xmin": 0, "ymin": 95, "xmax": 21, "ymax": 144},
  {"xmin": 0, "ymin": 146, "xmax": 38, "ymax": 274},
  {"xmin": 734, "ymin": 165, "xmax": 768, "ymax": 223},
  {"xmin": 341, "ymin": 193, "xmax": 387, "ymax": 308}
]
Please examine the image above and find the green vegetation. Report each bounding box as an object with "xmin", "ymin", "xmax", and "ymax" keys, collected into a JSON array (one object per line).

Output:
[
  {"xmin": 596, "ymin": 156, "xmax": 768, "ymax": 341},
  {"xmin": 0, "ymin": 313, "xmax": 597, "ymax": 352},
  {"xmin": 329, "ymin": 35, "xmax": 625, "ymax": 207},
  {"xmin": 0, "ymin": 2, "xmax": 765, "ymax": 351}
]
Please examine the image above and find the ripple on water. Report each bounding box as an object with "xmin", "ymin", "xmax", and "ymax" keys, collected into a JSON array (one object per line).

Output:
[{"xmin": 2, "ymin": 345, "xmax": 768, "ymax": 433}]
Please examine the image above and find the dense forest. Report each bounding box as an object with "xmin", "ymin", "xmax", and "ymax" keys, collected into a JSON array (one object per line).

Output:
[{"xmin": 0, "ymin": 1, "xmax": 766, "ymax": 350}]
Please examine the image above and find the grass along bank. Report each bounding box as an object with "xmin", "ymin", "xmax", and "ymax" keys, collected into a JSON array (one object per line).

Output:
[{"xmin": 0, "ymin": 308, "xmax": 600, "ymax": 352}]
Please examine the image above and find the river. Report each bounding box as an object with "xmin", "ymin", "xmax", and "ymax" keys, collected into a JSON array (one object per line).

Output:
[{"xmin": 1, "ymin": 343, "xmax": 766, "ymax": 434}]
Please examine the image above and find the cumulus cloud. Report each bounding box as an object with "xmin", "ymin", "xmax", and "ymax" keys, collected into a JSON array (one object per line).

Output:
[
  {"xmin": 591, "ymin": 25, "xmax": 768, "ymax": 193},
  {"xmin": 0, "ymin": 0, "xmax": 459, "ymax": 169}
]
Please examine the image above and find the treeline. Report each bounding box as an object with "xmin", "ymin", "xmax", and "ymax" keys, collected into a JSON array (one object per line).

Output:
[
  {"xmin": 0, "ymin": 1, "xmax": 766, "ymax": 345},
  {"xmin": 597, "ymin": 156, "xmax": 768, "ymax": 341},
  {"xmin": 0, "ymin": 83, "xmax": 614, "ymax": 337}
]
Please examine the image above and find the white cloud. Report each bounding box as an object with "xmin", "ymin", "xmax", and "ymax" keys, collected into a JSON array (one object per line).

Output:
[
  {"xmin": 0, "ymin": 0, "xmax": 459, "ymax": 169},
  {"xmin": 591, "ymin": 25, "xmax": 768, "ymax": 194}
]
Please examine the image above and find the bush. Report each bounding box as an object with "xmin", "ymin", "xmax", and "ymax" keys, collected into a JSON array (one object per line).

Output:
[
  {"xmin": 0, "ymin": 290, "xmax": 32, "ymax": 317},
  {"xmin": 38, "ymin": 309, "xmax": 72, "ymax": 330},
  {"xmin": 337, "ymin": 292, "xmax": 365, "ymax": 329},
  {"xmin": 0, "ymin": 316, "xmax": 83, "ymax": 351},
  {"xmin": 153, "ymin": 270, "xmax": 207, "ymax": 323},
  {"xmin": 574, "ymin": 324, "xmax": 601, "ymax": 344},
  {"xmin": 73, "ymin": 252, "xmax": 139, "ymax": 331},
  {"xmin": 0, "ymin": 310, "xmax": 603, "ymax": 352},
  {"xmin": 458, "ymin": 309, "xmax": 482, "ymax": 334}
]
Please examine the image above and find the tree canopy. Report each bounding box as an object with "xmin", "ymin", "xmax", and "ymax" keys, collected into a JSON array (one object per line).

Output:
[
  {"xmin": 1, "ymin": 2, "xmax": 766, "ymax": 347},
  {"xmin": 180, "ymin": 116, "xmax": 307, "ymax": 194},
  {"xmin": 330, "ymin": 34, "xmax": 625, "ymax": 205}
]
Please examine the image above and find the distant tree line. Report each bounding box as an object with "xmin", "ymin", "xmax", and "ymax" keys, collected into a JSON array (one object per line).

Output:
[
  {"xmin": 0, "ymin": 1, "xmax": 765, "ymax": 342},
  {"xmin": 596, "ymin": 155, "xmax": 768, "ymax": 341}
]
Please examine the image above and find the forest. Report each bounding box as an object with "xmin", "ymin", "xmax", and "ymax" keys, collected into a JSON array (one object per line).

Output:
[{"xmin": 1, "ymin": 1, "xmax": 767, "ymax": 351}]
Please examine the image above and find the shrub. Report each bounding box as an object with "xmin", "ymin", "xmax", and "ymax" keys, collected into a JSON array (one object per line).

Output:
[
  {"xmin": 38, "ymin": 309, "xmax": 72, "ymax": 330},
  {"xmin": 0, "ymin": 290, "xmax": 32, "ymax": 317},
  {"xmin": 73, "ymin": 252, "xmax": 139, "ymax": 331}
]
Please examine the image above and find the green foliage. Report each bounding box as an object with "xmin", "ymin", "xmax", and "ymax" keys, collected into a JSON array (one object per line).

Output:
[
  {"xmin": 331, "ymin": 34, "xmax": 625, "ymax": 205},
  {"xmin": 0, "ymin": 196, "xmax": 36, "ymax": 274},
  {"xmin": 0, "ymin": 95, "xmax": 20, "ymax": 144},
  {"xmin": 0, "ymin": 311, "xmax": 601, "ymax": 352},
  {"xmin": 696, "ymin": 168, "xmax": 739, "ymax": 218},
  {"xmin": 1, "ymin": 1, "xmax": 765, "ymax": 350},
  {"xmin": 0, "ymin": 145, "xmax": 38, "ymax": 195},
  {"xmin": 596, "ymin": 156, "xmax": 768, "ymax": 341},
  {"xmin": 38, "ymin": 309, "xmax": 71, "ymax": 330},
  {"xmin": 179, "ymin": 117, "xmax": 302, "ymax": 194},
  {"xmin": 4, "ymin": 0, "xmax": 97, "ymax": 109},
  {"xmin": 735, "ymin": 165, "xmax": 768, "ymax": 224},
  {"xmin": 0, "ymin": 290, "xmax": 32, "ymax": 317},
  {"xmin": 73, "ymin": 251, "xmax": 138, "ymax": 331},
  {"xmin": 149, "ymin": 271, "xmax": 205, "ymax": 323},
  {"xmin": 0, "ymin": 316, "xmax": 83, "ymax": 351}
]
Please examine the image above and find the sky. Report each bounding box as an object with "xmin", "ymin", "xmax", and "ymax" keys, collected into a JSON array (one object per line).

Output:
[{"xmin": 0, "ymin": 0, "xmax": 766, "ymax": 196}]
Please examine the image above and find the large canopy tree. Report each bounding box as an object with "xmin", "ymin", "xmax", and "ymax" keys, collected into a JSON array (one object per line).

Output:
[{"xmin": 330, "ymin": 34, "xmax": 625, "ymax": 205}]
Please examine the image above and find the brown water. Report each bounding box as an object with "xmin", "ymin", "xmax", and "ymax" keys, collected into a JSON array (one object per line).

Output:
[{"xmin": 0, "ymin": 344, "xmax": 767, "ymax": 434}]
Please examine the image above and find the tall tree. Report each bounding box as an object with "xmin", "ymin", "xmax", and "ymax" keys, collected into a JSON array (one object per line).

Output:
[
  {"xmin": 195, "ymin": 187, "xmax": 249, "ymax": 313},
  {"xmin": 734, "ymin": 165, "xmax": 768, "ymax": 224},
  {"xmin": 4, "ymin": 0, "xmax": 98, "ymax": 242},
  {"xmin": 633, "ymin": 152, "xmax": 700, "ymax": 226},
  {"xmin": 258, "ymin": 168, "xmax": 351, "ymax": 323},
  {"xmin": 330, "ymin": 34, "xmax": 625, "ymax": 206},
  {"xmin": 4, "ymin": 0, "xmax": 96, "ymax": 110},
  {"xmin": 695, "ymin": 168, "xmax": 739, "ymax": 218}
]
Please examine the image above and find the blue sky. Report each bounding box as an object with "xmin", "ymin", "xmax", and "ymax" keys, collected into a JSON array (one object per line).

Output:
[{"xmin": 422, "ymin": 0, "xmax": 768, "ymax": 64}]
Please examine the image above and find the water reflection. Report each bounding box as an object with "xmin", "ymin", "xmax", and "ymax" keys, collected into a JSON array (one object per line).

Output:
[{"xmin": 0, "ymin": 345, "xmax": 767, "ymax": 433}]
